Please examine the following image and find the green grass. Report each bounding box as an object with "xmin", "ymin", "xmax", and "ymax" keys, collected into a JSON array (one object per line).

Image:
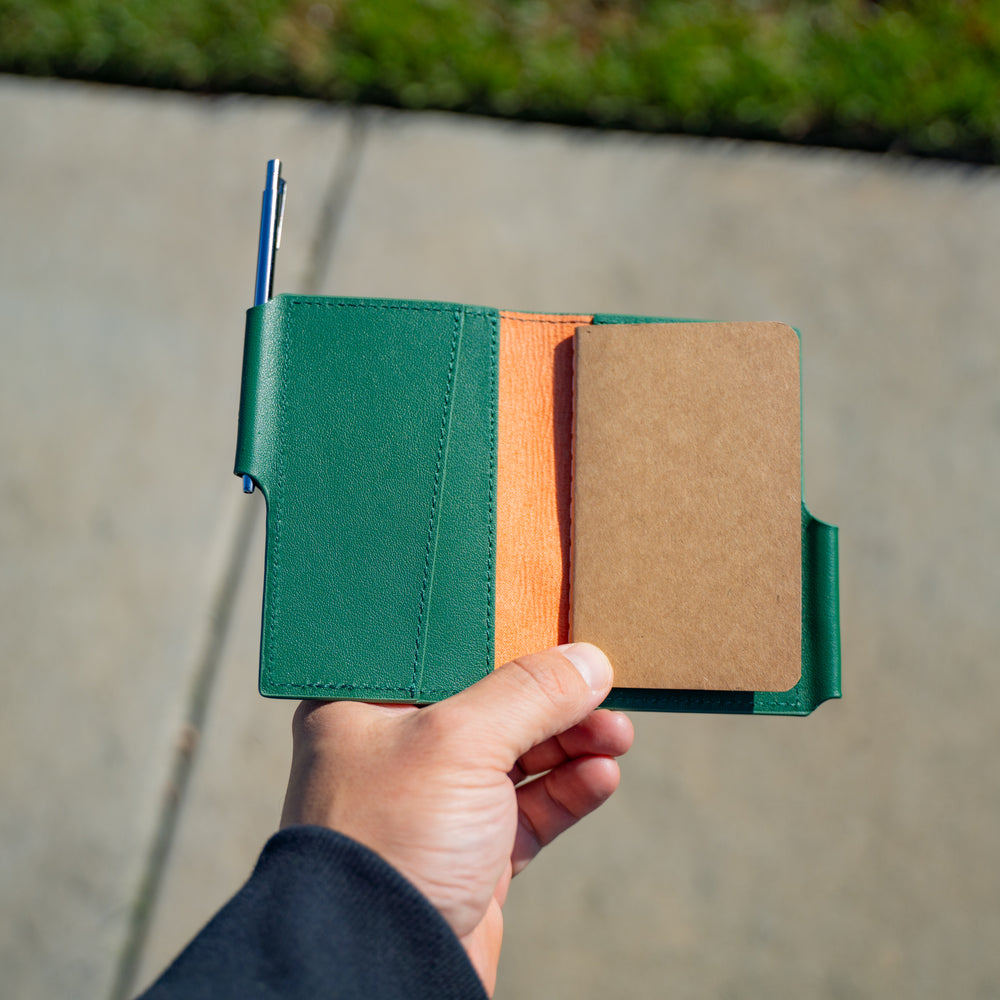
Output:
[{"xmin": 3, "ymin": 0, "xmax": 1000, "ymax": 162}]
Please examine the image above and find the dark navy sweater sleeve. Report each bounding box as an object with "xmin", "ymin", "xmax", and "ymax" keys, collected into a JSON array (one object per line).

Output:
[{"xmin": 136, "ymin": 825, "xmax": 488, "ymax": 1000}]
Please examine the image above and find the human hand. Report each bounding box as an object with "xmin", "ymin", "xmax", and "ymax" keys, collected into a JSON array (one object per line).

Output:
[{"xmin": 279, "ymin": 643, "xmax": 634, "ymax": 994}]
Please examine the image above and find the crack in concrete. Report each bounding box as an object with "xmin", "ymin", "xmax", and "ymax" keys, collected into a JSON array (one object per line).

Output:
[
  {"xmin": 107, "ymin": 496, "xmax": 260, "ymax": 1000},
  {"xmin": 301, "ymin": 108, "xmax": 370, "ymax": 296}
]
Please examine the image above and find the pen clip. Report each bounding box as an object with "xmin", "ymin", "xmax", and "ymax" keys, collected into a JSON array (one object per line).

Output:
[{"xmin": 245, "ymin": 159, "xmax": 286, "ymax": 494}]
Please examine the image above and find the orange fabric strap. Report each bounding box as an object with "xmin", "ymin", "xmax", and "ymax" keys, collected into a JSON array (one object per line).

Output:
[{"xmin": 494, "ymin": 312, "xmax": 593, "ymax": 667}]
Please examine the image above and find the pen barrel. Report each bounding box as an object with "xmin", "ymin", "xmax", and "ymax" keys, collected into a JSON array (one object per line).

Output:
[{"xmin": 254, "ymin": 159, "xmax": 282, "ymax": 306}]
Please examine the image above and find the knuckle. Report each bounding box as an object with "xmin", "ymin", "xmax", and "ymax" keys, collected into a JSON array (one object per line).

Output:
[{"xmin": 506, "ymin": 654, "xmax": 577, "ymax": 709}]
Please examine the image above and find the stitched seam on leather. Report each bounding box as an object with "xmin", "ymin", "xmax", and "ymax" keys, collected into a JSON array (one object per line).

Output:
[
  {"xmin": 762, "ymin": 691, "xmax": 803, "ymax": 708},
  {"xmin": 484, "ymin": 310, "xmax": 499, "ymax": 682},
  {"xmin": 265, "ymin": 306, "xmax": 290, "ymax": 692},
  {"xmin": 289, "ymin": 298, "xmax": 494, "ymax": 318},
  {"xmin": 410, "ymin": 308, "xmax": 462, "ymax": 698},
  {"xmin": 267, "ymin": 680, "xmax": 416, "ymax": 693},
  {"xmin": 498, "ymin": 311, "xmax": 590, "ymax": 325},
  {"xmin": 267, "ymin": 679, "xmax": 461, "ymax": 696}
]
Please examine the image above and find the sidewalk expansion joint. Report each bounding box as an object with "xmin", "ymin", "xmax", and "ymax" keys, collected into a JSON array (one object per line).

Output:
[
  {"xmin": 108, "ymin": 496, "xmax": 261, "ymax": 1000},
  {"xmin": 301, "ymin": 107, "xmax": 369, "ymax": 295}
]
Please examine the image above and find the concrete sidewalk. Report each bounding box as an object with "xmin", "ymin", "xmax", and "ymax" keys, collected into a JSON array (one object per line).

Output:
[{"xmin": 2, "ymin": 74, "xmax": 999, "ymax": 1000}]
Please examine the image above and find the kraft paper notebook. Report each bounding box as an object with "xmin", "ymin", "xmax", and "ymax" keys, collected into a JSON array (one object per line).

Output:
[{"xmin": 234, "ymin": 162, "xmax": 840, "ymax": 715}]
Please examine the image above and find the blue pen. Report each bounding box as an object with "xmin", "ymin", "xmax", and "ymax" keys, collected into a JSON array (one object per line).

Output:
[{"xmin": 244, "ymin": 159, "xmax": 286, "ymax": 494}]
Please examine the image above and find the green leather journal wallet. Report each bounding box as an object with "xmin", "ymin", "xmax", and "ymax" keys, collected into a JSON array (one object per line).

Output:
[{"xmin": 234, "ymin": 294, "xmax": 841, "ymax": 715}]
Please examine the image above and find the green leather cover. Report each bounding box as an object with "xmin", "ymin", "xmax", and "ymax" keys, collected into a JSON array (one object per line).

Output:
[
  {"xmin": 237, "ymin": 296, "xmax": 498, "ymax": 701},
  {"xmin": 236, "ymin": 295, "xmax": 841, "ymax": 715}
]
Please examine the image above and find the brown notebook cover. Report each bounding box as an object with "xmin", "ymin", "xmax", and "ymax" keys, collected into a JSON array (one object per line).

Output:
[{"xmin": 571, "ymin": 321, "xmax": 802, "ymax": 691}]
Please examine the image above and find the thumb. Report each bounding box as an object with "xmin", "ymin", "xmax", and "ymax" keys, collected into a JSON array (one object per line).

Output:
[{"xmin": 436, "ymin": 643, "xmax": 614, "ymax": 765}]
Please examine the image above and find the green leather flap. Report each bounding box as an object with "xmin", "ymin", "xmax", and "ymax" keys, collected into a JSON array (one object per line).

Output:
[{"xmin": 237, "ymin": 296, "xmax": 498, "ymax": 701}]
